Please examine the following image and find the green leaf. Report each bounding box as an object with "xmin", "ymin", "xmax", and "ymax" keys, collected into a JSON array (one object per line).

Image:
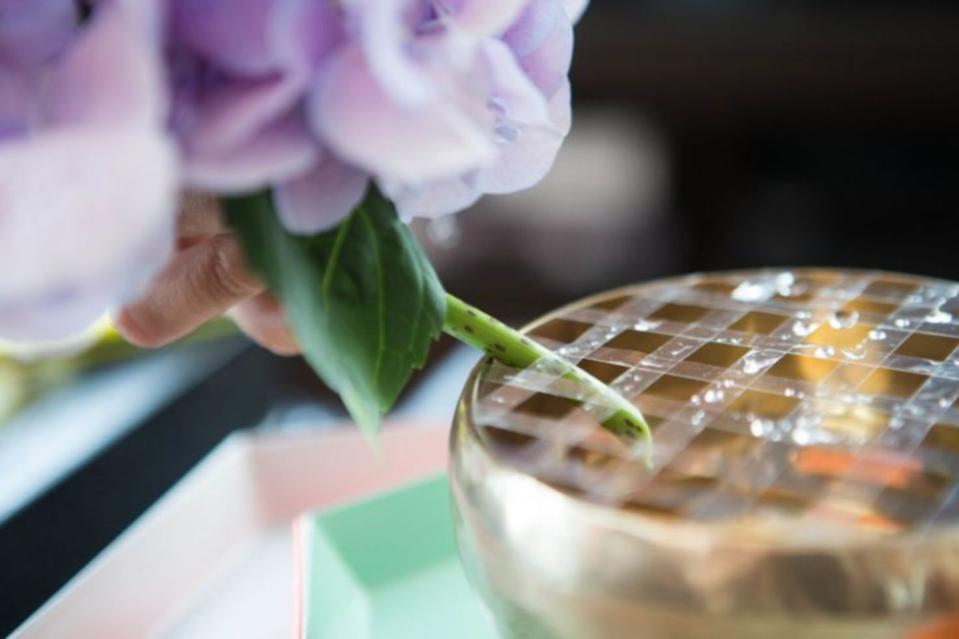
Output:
[{"xmin": 223, "ymin": 189, "xmax": 447, "ymax": 438}]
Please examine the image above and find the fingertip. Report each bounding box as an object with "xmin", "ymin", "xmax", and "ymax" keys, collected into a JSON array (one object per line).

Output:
[
  {"xmin": 261, "ymin": 341, "xmax": 302, "ymax": 357},
  {"xmin": 114, "ymin": 307, "xmax": 171, "ymax": 349},
  {"xmin": 228, "ymin": 293, "xmax": 301, "ymax": 357}
]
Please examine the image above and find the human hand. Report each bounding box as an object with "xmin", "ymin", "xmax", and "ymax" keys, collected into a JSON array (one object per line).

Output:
[{"xmin": 115, "ymin": 194, "xmax": 300, "ymax": 356}]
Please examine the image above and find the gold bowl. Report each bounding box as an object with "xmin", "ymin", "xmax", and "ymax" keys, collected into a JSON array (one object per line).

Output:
[{"xmin": 450, "ymin": 269, "xmax": 959, "ymax": 639}]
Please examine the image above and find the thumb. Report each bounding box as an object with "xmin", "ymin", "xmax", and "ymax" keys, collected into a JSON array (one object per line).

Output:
[{"xmin": 116, "ymin": 233, "xmax": 263, "ymax": 348}]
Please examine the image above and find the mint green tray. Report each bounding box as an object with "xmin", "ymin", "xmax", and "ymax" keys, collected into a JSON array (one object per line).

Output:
[{"xmin": 299, "ymin": 475, "xmax": 497, "ymax": 638}]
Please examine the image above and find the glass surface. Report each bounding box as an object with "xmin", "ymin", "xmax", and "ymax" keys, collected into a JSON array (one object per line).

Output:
[
  {"xmin": 452, "ymin": 269, "xmax": 959, "ymax": 639},
  {"xmin": 469, "ymin": 269, "xmax": 959, "ymax": 533}
]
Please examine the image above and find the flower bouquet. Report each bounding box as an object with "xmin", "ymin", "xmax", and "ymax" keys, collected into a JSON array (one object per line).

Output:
[{"xmin": 0, "ymin": 1, "xmax": 648, "ymax": 439}]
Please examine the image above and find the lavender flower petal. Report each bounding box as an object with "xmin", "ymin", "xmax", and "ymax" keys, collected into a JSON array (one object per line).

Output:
[
  {"xmin": 0, "ymin": 126, "xmax": 177, "ymax": 340},
  {"xmin": 0, "ymin": 0, "xmax": 77, "ymax": 68},
  {"xmin": 310, "ymin": 49, "xmax": 495, "ymax": 183},
  {"xmin": 42, "ymin": 2, "xmax": 167, "ymax": 128},
  {"xmin": 274, "ymin": 154, "xmax": 369, "ymax": 234},
  {"xmin": 564, "ymin": 0, "xmax": 590, "ymax": 23},
  {"xmin": 383, "ymin": 175, "xmax": 482, "ymax": 220},
  {"xmin": 356, "ymin": 0, "xmax": 435, "ymax": 106},
  {"xmin": 177, "ymin": 72, "xmax": 305, "ymax": 153},
  {"xmin": 443, "ymin": 0, "xmax": 529, "ymax": 37},
  {"xmin": 474, "ymin": 79, "xmax": 570, "ymax": 194},
  {"xmin": 171, "ymin": 0, "xmax": 278, "ymax": 76},
  {"xmin": 503, "ymin": 0, "xmax": 573, "ymax": 98},
  {"xmin": 269, "ymin": 0, "xmax": 342, "ymax": 73},
  {"xmin": 481, "ymin": 38, "xmax": 551, "ymax": 128},
  {"xmin": 0, "ymin": 67, "xmax": 30, "ymax": 139},
  {"xmin": 0, "ymin": 3, "xmax": 177, "ymax": 340},
  {"xmin": 184, "ymin": 111, "xmax": 318, "ymax": 193}
]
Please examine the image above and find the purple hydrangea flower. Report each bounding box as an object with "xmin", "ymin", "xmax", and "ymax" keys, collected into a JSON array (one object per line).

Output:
[
  {"xmin": 0, "ymin": 1, "xmax": 178, "ymax": 340},
  {"xmin": 0, "ymin": 0, "xmax": 587, "ymax": 341},
  {"xmin": 166, "ymin": 0, "xmax": 587, "ymax": 232},
  {"xmin": 164, "ymin": 0, "xmax": 341, "ymax": 198}
]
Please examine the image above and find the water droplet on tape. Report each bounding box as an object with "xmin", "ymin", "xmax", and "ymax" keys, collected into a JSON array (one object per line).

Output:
[
  {"xmin": 792, "ymin": 320, "xmax": 815, "ymax": 337},
  {"xmin": 814, "ymin": 346, "xmax": 836, "ymax": 359},
  {"xmin": 743, "ymin": 351, "xmax": 782, "ymax": 374},
  {"xmin": 703, "ymin": 389, "xmax": 725, "ymax": 403},
  {"xmin": 775, "ymin": 272, "xmax": 806, "ymax": 298},
  {"xmin": 926, "ymin": 308, "xmax": 953, "ymax": 324},
  {"xmin": 733, "ymin": 280, "xmax": 773, "ymax": 302},
  {"xmin": 842, "ymin": 344, "xmax": 867, "ymax": 361},
  {"xmin": 829, "ymin": 309, "xmax": 859, "ymax": 329},
  {"xmin": 750, "ymin": 418, "xmax": 772, "ymax": 438}
]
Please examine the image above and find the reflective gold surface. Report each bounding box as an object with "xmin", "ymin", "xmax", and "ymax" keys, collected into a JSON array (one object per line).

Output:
[{"xmin": 450, "ymin": 269, "xmax": 959, "ymax": 639}]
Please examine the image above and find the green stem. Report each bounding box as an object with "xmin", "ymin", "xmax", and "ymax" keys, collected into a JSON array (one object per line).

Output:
[{"xmin": 443, "ymin": 294, "xmax": 651, "ymax": 446}]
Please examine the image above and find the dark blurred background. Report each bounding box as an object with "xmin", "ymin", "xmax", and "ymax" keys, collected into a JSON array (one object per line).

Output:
[
  {"xmin": 2, "ymin": 2, "xmax": 958, "ymax": 633},
  {"xmin": 440, "ymin": 1, "xmax": 959, "ymax": 316}
]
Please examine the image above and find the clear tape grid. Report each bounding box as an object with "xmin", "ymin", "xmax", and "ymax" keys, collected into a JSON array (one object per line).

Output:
[{"xmin": 470, "ymin": 269, "xmax": 959, "ymax": 536}]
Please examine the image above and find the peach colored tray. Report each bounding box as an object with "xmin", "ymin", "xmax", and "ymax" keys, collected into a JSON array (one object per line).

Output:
[{"xmin": 13, "ymin": 424, "xmax": 449, "ymax": 639}]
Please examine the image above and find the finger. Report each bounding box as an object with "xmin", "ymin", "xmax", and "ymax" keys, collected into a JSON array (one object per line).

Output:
[
  {"xmin": 228, "ymin": 293, "xmax": 301, "ymax": 356},
  {"xmin": 116, "ymin": 233, "xmax": 264, "ymax": 348},
  {"xmin": 177, "ymin": 192, "xmax": 225, "ymax": 241}
]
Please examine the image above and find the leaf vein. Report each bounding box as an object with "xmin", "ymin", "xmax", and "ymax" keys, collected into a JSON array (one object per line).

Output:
[
  {"xmin": 321, "ymin": 212, "xmax": 355, "ymax": 304},
  {"xmin": 357, "ymin": 206, "xmax": 388, "ymax": 396}
]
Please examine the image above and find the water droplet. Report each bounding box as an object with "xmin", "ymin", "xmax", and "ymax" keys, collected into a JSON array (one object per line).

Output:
[
  {"xmin": 842, "ymin": 345, "xmax": 867, "ymax": 361},
  {"xmin": 721, "ymin": 379, "xmax": 736, "ymax": 388},
  {"xmin": 939, "ymin": 398, "xmax": 952, "ymax": 409},
  {"xmin": 868, "ymin": 329, "xmax": 887, "ymax": 341},
  {"xmin": 742, "ymin": 351, "xmax": 780, "ymax": 374},
  {"xmin": 828, "ymin": 309, "xmax": 859, "ymax": 329},
  {"xmin": 691, "ymin": 410, "xmax": 707, "ymax": 426},
  {"xmin": 703, "ymin": 389, "xmax": 725, "ymax": 403},
  {"xmin": 926, "ymin": 308, "xmax": 953, "ymax": 324},
  {"xmin": 814, "ymin": 346, "xmax": 836, "ymax": 359},
  {"xmin": 633, "ymin": 319, "xmax": 660, "ymax": 331},
  {"xmin": 783, "ymin": 387, "xmax": 801, "ymax": 398},
  {"xmin": 791, "ymin": 320, "xmax": 814, "ymax": 337},
  {"xmin": 733, "ymin": 280, "xmax": 774, "ymax": 302},
  {"xmin": 533, "ymin": 358, "xmax": 566, "ymax": 376},
  {"xmin": 775, "ymin": 272, "xmax": 805, "ymax": 297},
  {"xmin": 750, "ymin": 419, "xmax": 771, "ymax": 437},
  {"xmin": 894, "ymin": 318, "xmax": 912, "ymax": 329}
]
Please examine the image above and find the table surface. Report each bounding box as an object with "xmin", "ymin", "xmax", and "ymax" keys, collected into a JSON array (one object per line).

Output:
[{"xmin": 0, "ymin": 340, "xmax": 479, "ymax": 636}]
